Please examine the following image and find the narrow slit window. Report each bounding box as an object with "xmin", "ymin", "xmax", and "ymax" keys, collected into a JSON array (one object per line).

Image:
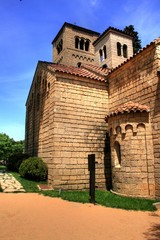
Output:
[
  {"xmin": 99, "ymin": 49, "xmax": 103, "ymax": 62},
  {"xmin": 123, "ymin": 44, "xmax": 128, "ymax": 58},
  {"xmin": 103, "ymin": 45, "xmax": 107, "ymax": 59},
  {"xmin": 114, "ymin": 141, "xmax": 121, "ymax": 166},
  {"xmin": 85, "ymin": 40, "xmax": 90, "ymax": 51},
  {"xmin": 117, "ymin": 42, "xmax": 121, "ymax": 56},
  {"xmin": 80, "ymin": 39, "xmax": 84, "ymax": 50},
  {"xmin": 75, "ymin": 37, "xmax": 79, "ymax": 49}
]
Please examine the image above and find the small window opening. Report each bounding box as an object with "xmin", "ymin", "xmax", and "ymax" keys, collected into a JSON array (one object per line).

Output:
[
  {"xmin": 114, "ymin": 141, "xmax": 121, "ymax": 166},
  {"xmin": 123, "ymin": 44, "xmax": 128, "ymax": 58},
  {"xmin": 102, "ymin": 64, "xmax": 107, "ymax": 69},
  {"xmin": 77, "ymin": 62, "xmax": 82, "ymax": 68},
  {"xmin": 75, "ymin": 37, "xmax": 79, "ymax": 49},
  {"xmin": 80, "ymin": 39, "xmax": 84, "ymax": 50},
  {"xmin": 85, "ymin": 40, "xmax": 90, "ymax": 51},
  {"xmin": 117, "ymin": 42, "xmax": 121, "ymax": 56},
  {"xmin": 57, "ymin": 46, "xmax": 60, "ymax": 54},
  {"xmin": 48, "ymin": 82, "xmax": 50, "ymax": 91},
  {"xmin": 99, "ymin": 49, "xmax": 103, "ymax": 62},
  {"xmin": 103, "ymin": 45, "xmax": 107, "ymax": 59},
  {"xmin": 57, "ymin": 39, "xmax": 63, "ymax": 54}
]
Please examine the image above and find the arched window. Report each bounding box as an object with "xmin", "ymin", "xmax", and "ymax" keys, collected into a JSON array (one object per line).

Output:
[
  {"xmin": 85, "ymin": 40, "xmax": 90, "ymax": 51},
  {"xmin": 116, "ymin": 126, "xmax": 122, "ymax": 135},
  {"xmin": 57, "ymin": 39, "xmax": 63, "ymax": 54},
  {"xmin": 57, "ymin": 46, "xmax": 60, "ymax": 54},
  {"xmin": 80, "ymin": 39, "xmax": 84, "ymax": 50},
  {"xmin": 114, "ymin": 141, "xmax": 121, "ymax": 166},
  {"xmin": 77, "ymin": 62, "xmax": 81, "ymax": 68},
  {"xmin": 123, "ymin": 44, "xmax": 128, "ymax": 58},
  {"xmin": 103, "ymin": 45, "xmax": 107, "ymax": 59},
  {"xmin": 117, "ymin": 42, "xmax": 121, "ymax": 56},
  {"xmin": 99, "ymin": 49, "xmax": 103, "ymax": 62},
  {"xmin": 60, "ymin": 39, "xmax": 63, "ymax": 51},
  {"xmin": 75, "ymin": 37, "xmax": 79, "ymax": 49}
]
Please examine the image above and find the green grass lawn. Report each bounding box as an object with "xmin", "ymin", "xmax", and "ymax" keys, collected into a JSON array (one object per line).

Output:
[
  {"xmin": 42, "ymin": 189, "xmax": 157, "ymax": 211},
  {"xmin": 11, "ymin": 172, "xmax": 47, "ymax": 192},
  {"xmin": 0, "ymin": 165, "xmax": 6, "ymax": 172},
  {"xmin": 11, "ymin": 172, "xmax": 158, "ymax": 211}
]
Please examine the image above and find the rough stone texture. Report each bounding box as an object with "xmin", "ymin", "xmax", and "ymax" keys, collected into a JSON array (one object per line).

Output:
[
  {"xmin": 108, "ymin": 112, "xmax": 155, "ymax": 198},
  {"xmin": 52, "ymin": 23, "xmax": 99, "ymax": 67},
  {"xmin": 52, "ymin": 23, "xmax": 133, "ymax": 69},
  {"xmin": 94, "ymin": 29, "xmax": 133, "ymax": 68},
  {"xmin": 25, "ymin": 22, "xmax": 160, "ymax": 198},
  {"xmin": 25, "ymin": 63, "xmax": 109, "ymax": 190},
  {"xmin": 108, "ymin": 40, "xmax": 160, "ymax": 198},
  {"xmin": 0, "ymin": 173, "xmax": 25, "ymax": 193}
]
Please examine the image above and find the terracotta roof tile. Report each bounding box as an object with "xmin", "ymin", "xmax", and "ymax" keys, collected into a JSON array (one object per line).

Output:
[
  {"xmin": 41, "ymin": 61, "xmax": 107, "ymax": 82},
  {"xmin": 82, "ymin": 63, "xmax": 109, "ymax": 76},
  {"xmin": 105, "ymin": 101, "xmax": 150, "ymax": 119}
]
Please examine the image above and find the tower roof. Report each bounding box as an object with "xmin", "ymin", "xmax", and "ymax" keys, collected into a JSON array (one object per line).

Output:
[
  {"xmin": 105, "ymin": 101, "xmax": 150, "ymax": 120},
  {"xmin": 52, "ymin": 22, "xmax": 100, "ymax": 44},
  {"xmin": 93, "ymin": 26, "xmax": 133, "ymax": 45}
]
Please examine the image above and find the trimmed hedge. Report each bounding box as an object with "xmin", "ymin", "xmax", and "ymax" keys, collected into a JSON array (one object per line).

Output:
[{"xmin": 19, "ymin": 157, "xmax": 48, "ymax": 181}]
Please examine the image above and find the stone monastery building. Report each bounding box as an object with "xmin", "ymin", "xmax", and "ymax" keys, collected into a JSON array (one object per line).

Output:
[{"xmin": 25, "ymin": 22, "xmax": 160, "ymax": 198}]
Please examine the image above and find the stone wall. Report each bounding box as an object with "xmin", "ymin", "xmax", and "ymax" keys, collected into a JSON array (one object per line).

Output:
[
  {"xmin": 53, "ymin": 25, "xmax": 98, "ymax": 66},
  {"xmin": 94, "ymin": 30, "xmax": 133, "ymax": 69},
  {"xmin": 108, "ymin": 112, "xmax": 155, "ymax": 198},
  {"xmin": 108, "ymin": 40, "xmax": 160, "ymax": 197},
  {"xmin": 25, "ymin": 63, "xmax": 56, "ymax": 180},
  {"xmin": 50, "ymin": 73, "xmax": 109, "ymax": 190},
  {"xmin": 26, "ymin": 62, "xmax": 110, "ymax": 190}
]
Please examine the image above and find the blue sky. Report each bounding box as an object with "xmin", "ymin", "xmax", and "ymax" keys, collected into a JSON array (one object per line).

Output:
[{"xmin": 0, "ymin": 0, "xmax": 159, "ymax": 140}]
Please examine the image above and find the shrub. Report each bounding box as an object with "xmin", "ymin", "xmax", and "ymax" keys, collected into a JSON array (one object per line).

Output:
[
  {"xmin": 19, "ymin": 157, "xmax": 48, "ymax": 181},
  {"xmin": 6, "ymin": 153, "xmax": 30, "ymax": 172}
]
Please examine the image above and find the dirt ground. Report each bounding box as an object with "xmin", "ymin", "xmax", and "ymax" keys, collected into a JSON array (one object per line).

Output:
[{"xmin": 0, "ymin": 193, "xmax": 160, "ymax": 240}]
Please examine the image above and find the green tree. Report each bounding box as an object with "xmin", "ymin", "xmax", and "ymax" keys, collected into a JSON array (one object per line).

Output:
[
  {"xmin": 123, "ymin": 25, "xmax": 142, "ymax": 54},
  {"xmin": 0, "ymin": 133, "xmax": 24, "ymax": 160}
]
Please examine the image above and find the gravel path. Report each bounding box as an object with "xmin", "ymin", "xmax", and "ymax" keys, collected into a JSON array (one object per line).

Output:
[{"xmin": 0, "ymin": 193, "xmax": 160, "ymax": 240}]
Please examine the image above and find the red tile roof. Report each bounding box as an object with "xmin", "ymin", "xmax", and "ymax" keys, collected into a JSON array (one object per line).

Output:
[
  {"xmin": 41, "ymin": 61, "xmax": 108, "ymax": 82},
  {"xmin": 82, "ymin": 63, "xmax": 109, "ymax": 76},
  {"xmin": 105, "ymin": 101, "xmax": 150, "ymax": 120}
]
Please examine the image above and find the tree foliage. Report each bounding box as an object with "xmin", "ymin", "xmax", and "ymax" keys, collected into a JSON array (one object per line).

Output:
[
  {"xmin": 123, "ymin": 25, "xmax": 142, "ymax": 54},
  {"xmin": 0, "ymin": 133, "xmax": 24, "ymax": 160}
]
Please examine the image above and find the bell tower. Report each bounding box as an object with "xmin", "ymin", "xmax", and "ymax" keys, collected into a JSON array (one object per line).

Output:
[
  {"xmin": 93, "ymin": 27, "xmax": 133, "ymax": 69},
  {"xmin": 52, "ymin": 22, "xmax": 100, "ymax": 67}
]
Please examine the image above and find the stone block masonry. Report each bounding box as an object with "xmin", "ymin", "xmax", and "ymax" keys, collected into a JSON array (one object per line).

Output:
[
  {"xmin": 50, "ymin": 74, "xmax": 109, "ymax": 190},
  {"xmin": 108, "ymin": 40, "xmax": 160, "ymax": 198},
  {"xmin": 26, "ymin": 62, "xmax": 109, "ymax": 190},
  {"xmin": 25, "ymin": 21, "xmax": 160, "ymax": 198}
]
